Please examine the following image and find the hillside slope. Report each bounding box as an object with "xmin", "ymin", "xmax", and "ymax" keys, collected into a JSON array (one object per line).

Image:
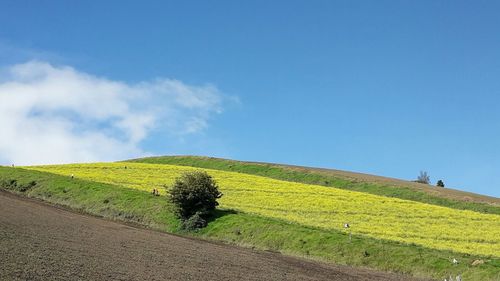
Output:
[
  {"xmin": 2, "ymin": 192, "xmax": 423, "ymax": 281},
  {"xmin": 129, "ymin": 156, "xmax": 500, "ymax": 214},
  {"xmin": 1, "ymin": 166, "xmax": 499, "ymax": 281},
  {"xmin": 27, "ymin": 163, "xmax": 500, "ymax": 257}
]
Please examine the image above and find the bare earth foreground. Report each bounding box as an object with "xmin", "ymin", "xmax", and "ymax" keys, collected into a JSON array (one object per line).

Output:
[{"xmin": 0, "ymin": 192, "xmax": 426, "ymax": 281}]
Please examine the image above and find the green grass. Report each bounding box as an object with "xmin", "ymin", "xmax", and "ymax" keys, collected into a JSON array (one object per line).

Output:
[
  {"xmin": 0, "ymin": 166, "xmax": 179, "ymax": 231},
  {"xmin": 1, "ymin": 166, "xmax": 498, "ymax": 281},
  {"xmin": 197, "ymin": 213, "xmax": 500, "ymax": 281},
  {"xmin": 128, "ymin": 156, "xmax": 500, "ymax": 215}
]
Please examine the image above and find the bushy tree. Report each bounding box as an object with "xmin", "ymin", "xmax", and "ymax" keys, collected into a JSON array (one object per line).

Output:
[
  {"xmin": 416, "ymin": 171, "xmax": 430, "ymax": 184},
  {"xmin": 169, "ymin": 170, "xmax": 222, "ymax": 226},
  {"xmin": 436, "ymin": 180, "xmax": 445, "ymax": 187}
]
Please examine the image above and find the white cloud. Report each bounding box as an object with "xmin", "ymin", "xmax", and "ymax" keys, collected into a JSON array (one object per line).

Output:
[{"xmin": 0, "ymin": 61, "xmax": 224, "ymax": 165}]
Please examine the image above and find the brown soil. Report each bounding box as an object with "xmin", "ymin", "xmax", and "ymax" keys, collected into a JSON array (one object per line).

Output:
[{"xmin": 0, "ymin": 192, "xmax": 428, "ymax": 281}]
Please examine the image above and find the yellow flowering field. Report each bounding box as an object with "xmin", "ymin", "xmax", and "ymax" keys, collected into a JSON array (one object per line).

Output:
[{"xmin": 27, "ymin": 162, "xmax": 500, "ymax": 257}]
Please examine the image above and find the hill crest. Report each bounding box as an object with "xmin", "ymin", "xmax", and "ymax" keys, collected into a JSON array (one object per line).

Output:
[{"xmin": 129, "ymin": 155, "xmax": 500, "ymax": 209}]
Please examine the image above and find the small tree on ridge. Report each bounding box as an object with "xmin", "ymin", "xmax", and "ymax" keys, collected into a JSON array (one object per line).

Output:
[{"xmin": 416, "ymin": 171, "xmax": 430, "ymax": 184}]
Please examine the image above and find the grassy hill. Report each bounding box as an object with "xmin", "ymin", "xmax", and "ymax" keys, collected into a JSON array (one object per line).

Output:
[
  {"xmin": 26, "ymin": 162, "xmax": 500, "ymax": 257},
  {"xmin": 1, "ymin": 158, "xmax": 499, "ymax": 280},
  {"xmin": 129, "ymin": 156, "xmax": 500, "ymax": 214}
]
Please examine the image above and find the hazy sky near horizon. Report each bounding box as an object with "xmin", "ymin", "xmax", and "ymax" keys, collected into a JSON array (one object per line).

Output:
[{"xmin": 0, "ymin": 1, "xmax": 499, "ymax": 197}]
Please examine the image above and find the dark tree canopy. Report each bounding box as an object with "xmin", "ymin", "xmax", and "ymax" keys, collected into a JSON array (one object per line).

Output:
[
  {"xmin": 169, "ymin": 170, "xmax": 222, "ymax": 221},
  {"xmin": 436, "ymin": 180, "xmax": 445, "ymax": 187}
]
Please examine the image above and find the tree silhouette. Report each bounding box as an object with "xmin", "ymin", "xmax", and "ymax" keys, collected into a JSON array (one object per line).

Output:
[{"xmin": 416, "ymin": 171, "xmax": 430, "ymax": 184}]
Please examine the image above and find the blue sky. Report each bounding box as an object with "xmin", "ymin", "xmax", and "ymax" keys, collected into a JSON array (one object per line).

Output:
[{"xmin": 0, "ymin": 1, "xmax": 499, "ymax": 197}]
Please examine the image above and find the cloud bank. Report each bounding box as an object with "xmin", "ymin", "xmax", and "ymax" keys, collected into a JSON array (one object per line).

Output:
[{"xmin": 0, "ymin": 61, "xmax": 223, "ymax": 165}]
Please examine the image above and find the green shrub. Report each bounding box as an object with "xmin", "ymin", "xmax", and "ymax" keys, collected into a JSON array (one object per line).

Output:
[
  {"xmin": 181, "ymin": 211, "xmax": 207, "ymax": 230},
  {"xmin": 0, "ymin": 179, "xmax": 37, "ymax": 192},
  {"xmin": 169, "ymin": 170, "xmax": 222, "ymax": 229},
  {"xmin": 437, "ymin": 180, "xmax": 445, "ymax": 187}
]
